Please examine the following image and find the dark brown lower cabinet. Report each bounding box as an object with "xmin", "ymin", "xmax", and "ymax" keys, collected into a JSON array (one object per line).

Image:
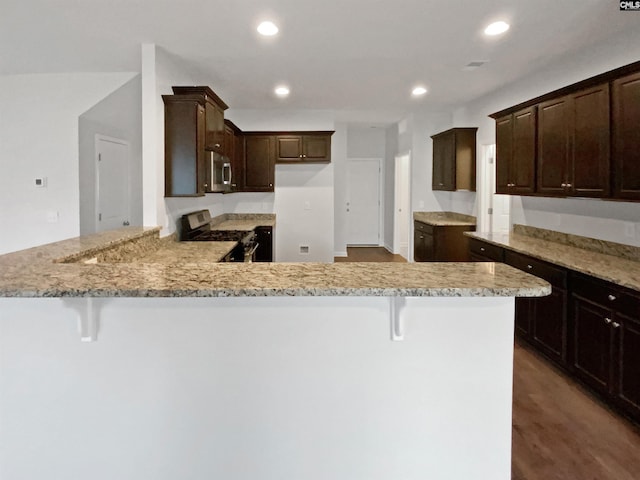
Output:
[
  {"xmin": 254, "ymin": 226, "xmax": 273, "ymax": 262},
  {"xmin": 504, "ymin": 250, "xmax": 568, "ymax": 367},
  {"xmin": 414, "ymin": 221, "xmax": 474, "ymax": 262},
  {"xmin": 571, "ymin": 273, "xmax": 640, "ymax": 422}
]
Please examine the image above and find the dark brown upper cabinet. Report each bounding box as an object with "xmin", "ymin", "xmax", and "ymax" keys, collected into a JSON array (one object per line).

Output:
[
  {"xmin": 224, "ymin": 119, "xmax": 244, "ymax": 192},
  {"xmin": 171, "ymin": 86, "xmax": 228, "ymax": 154},
  {"xmin": 244, "ymin": 134, "xmax": 275, "ymax": 192},
  {"xmin": 163, "ymin": 97, "xmax": 207, "ymax": 197},
  {"xmin": 537, "ymin": 85, "xmax": 610, "ymax": 197},
  {"xmin": 492, "ymin": 60, "xmax": 640, "ymax": 202},
  {"xmin": 495, "ymin": 107, "xmax": 536, "ymax": 195},
  {"xmin": 275, "ymin": 133, "xmax": 333, "ymax": 163},
  {"xmin": 612, "ymin": 71, "xmax": 640, "ymax": 200},
  {"xmin": 431, "ymin": 128, "xmax": 477, "ymax": 191}
]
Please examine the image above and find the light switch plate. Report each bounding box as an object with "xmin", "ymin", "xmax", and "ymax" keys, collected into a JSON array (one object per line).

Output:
[{"xmin": 35, "ymin": 177, "xmax": 47, "ymax": 188}]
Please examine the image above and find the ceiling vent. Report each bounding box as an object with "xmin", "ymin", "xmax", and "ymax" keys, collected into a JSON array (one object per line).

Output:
[{"xmin": 463, "ymin": 61, "xmax": 487, "ymax": 71}]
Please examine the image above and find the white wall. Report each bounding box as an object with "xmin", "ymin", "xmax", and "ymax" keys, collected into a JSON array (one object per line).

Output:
[
  {"xmin": 0, "ymin": 72, "xmax": 137, "ymax": 254},
  {"xmin": 79, "ymin": 75, "xmax": 143, "ymax": 235},
  {"xmin": 452, "ymin": 27, "xmax": 640, "ymax": 245},
  {"xmin": 383, "ymin": 125, "xmax": 399, "ymax": 251},
  {"xmin": 1, "ymin": 295, "xmax": 516, "ymax": 480}
]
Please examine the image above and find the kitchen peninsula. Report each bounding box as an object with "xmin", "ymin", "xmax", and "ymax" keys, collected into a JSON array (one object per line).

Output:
[{"xmin": 0, "ymin": 227, "xmax": 549, "ymax": 480}]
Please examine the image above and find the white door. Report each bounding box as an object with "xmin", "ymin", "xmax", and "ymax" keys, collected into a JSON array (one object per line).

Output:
[
  {"xmin": 96, "ymin": 135, "xmax": 130, "ymax": 232},
  {"xmin": 346, "ymin": 158, "xmax": 381, "ymax": 245},
  {"xmin": 393, "ymin": 153, "xmax": 411, "ymax": 259}
]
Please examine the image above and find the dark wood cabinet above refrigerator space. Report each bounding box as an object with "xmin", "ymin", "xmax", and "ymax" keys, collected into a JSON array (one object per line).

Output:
[{"xmin": 491, "ymin": 60, "xmax": 640, "ymax": 202}]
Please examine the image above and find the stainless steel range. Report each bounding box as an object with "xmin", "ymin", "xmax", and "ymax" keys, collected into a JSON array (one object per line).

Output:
[{"xmin": 180, "ymin": 210, "xmax": 258, "ymax": 262}]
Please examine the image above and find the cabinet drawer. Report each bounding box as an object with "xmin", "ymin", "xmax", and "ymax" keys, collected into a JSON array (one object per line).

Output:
[
  {"xmin": 469, "ymin": 239, "xmax": 504, "ymax": 262},
  {"xmin": 414, "ymin": 221, "xmax": 434, "ymax": 235},
  {"xmin": 505, "ymin": 250, "xmax": 567, "ymax": 288},
  {"xmin": 572, "ymin": 272, "xmax": 639, "ymax": 318}
]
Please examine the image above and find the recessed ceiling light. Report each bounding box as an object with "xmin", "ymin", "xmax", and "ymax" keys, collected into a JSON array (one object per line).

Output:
[
  {"xmin": 412, "ymin": 86, "xmax": 428, "ymax": 96},
  {"xmin": 275, "ymin": 86, "xmax": 290, "ymax": 96},
  {"xmin": 257, "ymin": 21, "xmax": 279, "ymax": 36},
  {"xmin": 484, "ymin": 21, "xmax": 510, "ymax": 36}
]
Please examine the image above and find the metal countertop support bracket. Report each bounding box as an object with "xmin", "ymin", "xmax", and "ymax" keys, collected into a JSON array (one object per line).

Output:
[{"xmin": 389, "ymin": 296, "xmax": 406, "ymax": 341}]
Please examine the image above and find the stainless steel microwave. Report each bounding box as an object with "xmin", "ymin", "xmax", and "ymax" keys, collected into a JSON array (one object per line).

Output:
[{"xmin": 209, "ymin": 151, "xmax": 232, "ymax": 193}]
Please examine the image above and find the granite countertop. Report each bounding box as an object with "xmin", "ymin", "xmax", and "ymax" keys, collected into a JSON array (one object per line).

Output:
[
  {"xmin": 0, "ymin": 228, "xmax": 549, "ymax": 298},
  {"xmin": 413, "ymin": 211, "xmax": 476, "ymax": 227},
  {"xmin": 467, "ymin": 227, "xmax": 640, "ymax": 293},
  {"xmin": 210, "ymin": 213, "xmax": 276, "ymax": 231},
  {"xmin": 130, "ymin": 241, "xmax": 238, "ymax": 264}
]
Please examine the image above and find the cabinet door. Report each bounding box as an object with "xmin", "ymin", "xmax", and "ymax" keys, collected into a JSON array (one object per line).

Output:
[
  {"xmin": 615, "ymin": 312, "xmax": 640, "ymax": 420},
  {"xmin": 432, "ymin": 132, "xmax": 455, "ymax": 191},
  {"xmin": 244, "ymin": 136, "xmax": 275, "ymax": 192},
  {"xmin": 223, "ymin": 125, "xmax": 235, "ymax": 159},
  {"xmin": 511, "ymin": 107, "xmax": 537, "ymax": 194},
  {"xmin": 303, "ymin": 135, "xmax": 331, "ymax": 162},
  {"xmin": 413, "ymin": 226, "xmax": 434, "ymax": 262},
  {"xmin": 254, "ymin": 226, "xmax": 273, "ymax": 262},
  {"xmin": 571, "ymin": 84, "xmax": 610, "ymax": 197},
  {"xmin": 572, "ymin": 295, "xmax": 615, "ymax": 395},
  {"xmin": 612, "ymin": 71, "xmax": 640, "ymax": 200},
  {"xmin": 532, "ymin": 287, "xmax": 567, "ymax": 364},
  {"xmin": 276, "ymin": 135, "xmax": 303, "ymax": 162},
  {"xmin": 232, "ymin": 133, "xmax": 245, "ymax": 191},
  {"xmin": 537, "ymin": 97, "xmax": 570, "ymax": 196},
  {"xmin": 495, "ymin": 115, "xmax": 512, "ymax": 194},
  {"xmin": 205, "ymin": 101, "xmax": 225, "ymax": 153},
  {"xmin": 164, "ymin": 100, "xmax": 206, "ymax": 197},
  {"xmin": 515, "ymin": 298, "xmax": 534, "ymax": 338}
]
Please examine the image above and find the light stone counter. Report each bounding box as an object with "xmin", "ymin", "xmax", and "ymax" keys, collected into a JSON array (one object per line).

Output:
[
  {"xmin": 413, "ymin": 211, "xmax": 476, "ymax": 227},
  {"xmin": 467, "ymin": 226, "xmax": 640, "ymax": 293},
  {"xmin": 210, "ymin": 213, "xmax": 276, "ymax": 231},
  {"xmin": 0, "ymin": 227, "xmax": 549, "ymax": 298}
]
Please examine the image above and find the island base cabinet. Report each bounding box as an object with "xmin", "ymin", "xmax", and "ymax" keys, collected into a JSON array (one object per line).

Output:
[
  {"xmin": 617, "ymin": 315, "xmax": 640, "ymax": 419},
  {"xmin": 0, "ymin": 296, "xmax": 518, "ymax": 480},
  {"xmin": 254, "ymin": 226, "xmax": 273, "ymax": 262}
]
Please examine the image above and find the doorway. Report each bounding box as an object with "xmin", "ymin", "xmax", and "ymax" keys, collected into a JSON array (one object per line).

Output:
[
  {"xmin": 393, "ymin": 152, "xmax": 411, "ymax": 259},
  {"xmin": 479, "ymin": 144, "xmax": 510, "ymax": 233},
  {"xmin": 346, "ymin": 158, "xmax": 382, "ymax": 245},
  {"xmin": 95, "ymin": 135, "xmax": 130, "ymax": 232}
]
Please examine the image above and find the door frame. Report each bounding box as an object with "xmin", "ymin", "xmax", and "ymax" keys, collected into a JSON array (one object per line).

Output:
[
  {"xmin": 393, "ymin": 151, "xmax": 411, "ymax": 258},
  {"xmin": 95, "ymin": 134, "xmax": 131, "ymax": 231},
  {"xmin": 346, "ymin": 157, "xmax": 383, "ymax": 246}
]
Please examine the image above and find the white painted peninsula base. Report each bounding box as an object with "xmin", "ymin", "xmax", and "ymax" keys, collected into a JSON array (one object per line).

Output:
[{"xmin": 0, "ymin": 296, "xmax": 515, "ymax": 480}]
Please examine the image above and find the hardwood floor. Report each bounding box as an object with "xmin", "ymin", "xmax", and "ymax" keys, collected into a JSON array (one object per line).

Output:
[
  {"xmin": 512, "ymin": 340, "xmax": 640, "ymax": 480},
  {"xmin": 334, "ymin": 246, "xmax": 407, "ymax": 263}
]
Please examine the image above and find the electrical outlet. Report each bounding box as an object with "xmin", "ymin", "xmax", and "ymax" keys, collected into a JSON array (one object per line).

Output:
[
  {"xmin": 624, "ymin": 222, "xmax": 635, "ymax": 239},
  {"xmin": 46, "ymin": 211, "xmax": 59, "ymax": 223},
  {"xmin": 35, "ymin": 177, "xmax": 47, "ymax": 188},
  {"xmin": 299, "ymin": 245, "xmax": 310, "ymax": 254}
]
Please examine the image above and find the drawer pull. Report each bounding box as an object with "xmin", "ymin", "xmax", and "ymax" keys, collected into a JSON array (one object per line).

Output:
[
  {"xmin": 527, "ymin": 264, "xmax": 533, "ymax": 270},
  {"xmin": 612, "ymin": 322, "xmax": 620, "ymax": 329},
  {"xmin": 608, "ymin": 294, "xmax": 616, "ymax": 301},
  {"xmin": 480, "ymin": 247, "xmax": 485, "ymax": 252},
  {"xmin": 605, "ymin": 318, "xmax": 612, "ymax": 324}
]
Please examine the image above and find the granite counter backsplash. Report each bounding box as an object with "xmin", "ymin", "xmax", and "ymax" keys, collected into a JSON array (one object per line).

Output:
[
  {"xmin": 210, "ymin": 213, "xmax": 276, "ymax": 231},
  {"xmin": 467, "ymin": 225, "xmax": 640, "ymax": 293},
  {"xmin": 0, "ymin": 227, "xmax": 548, "ymax": 298}
]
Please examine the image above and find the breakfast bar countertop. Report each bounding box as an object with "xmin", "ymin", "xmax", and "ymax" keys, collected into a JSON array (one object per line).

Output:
[{"xmin": 0, "ymin": 227, "xmax": 550, "ymax": 298}]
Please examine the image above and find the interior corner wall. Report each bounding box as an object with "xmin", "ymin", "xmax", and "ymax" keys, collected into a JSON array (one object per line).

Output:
[
  {"xmin": 332, "ymin": 123, "xmax": 348, "ymax": 257},
  {"xmin": 79, "ymin": 75, "xmax": 143, "ymax": 235},
  {"xmin": 384, "ymin": 125, "xmax": 398, "ymax": 251},
  {"xmin": 451, "ymin": 27, "xmax": 640, "ymax": 246},
  {"xmin": 0, "ymin": 72, "xmax": 138, "ymax": 255}
]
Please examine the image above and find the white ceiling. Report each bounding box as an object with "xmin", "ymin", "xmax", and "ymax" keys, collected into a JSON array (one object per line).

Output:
[{"xmin": 2, "ymin": 0, "xmax": 639, "ymax": 123}]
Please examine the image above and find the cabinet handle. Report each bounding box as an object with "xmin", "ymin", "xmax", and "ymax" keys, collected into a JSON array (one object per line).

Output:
[
  {"xmin": 566, "ymin": 183, "xmax": 572, "ymax": 188},
  {"xmin": 214, "ymin": 143, "xmax": 221, "ymax": 148},
  {"xmin": 561, "ymin": 183, "xmax": 567, "ymax": 187},
  {"xmin": 612, "ymin": 322, "xmax": 621, "ymax": 329},
  {"xmin": 527, "ymin": 264, "xmax": 533, "ymax": 270},
  {"xmin": 480, "ymin": 247, "xmax": 485, "ymax": 252},
  {"xmin": 605, "ymin": 318, "xmax": 612, "ymax": 324},
  {"xmin": 302, "ymin": 154, "xmax": 306, "ymax": 158},
  {"xmin": 299, "ymin": 154, "xmax": 303, "ymax": 158},
  {"xmin": 608, "ymin": 294, "xmax": 616, "ymax": 301},
  {"xmin": 269, "ymin": 183, "xmax": 273, "ymax": 187},
  {"xmin": 420, "ymin": 235, "xmax": 424, "ymax": 239}
]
